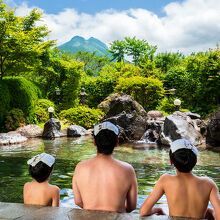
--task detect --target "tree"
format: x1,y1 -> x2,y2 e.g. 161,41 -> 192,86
125,37 -> 157,66
34,48 -> 84,109
108,37 -> 157,66
0,1 -> 54,79
107,40 -> 126,62
154,52 -> 185,73
73,51 -> 109,76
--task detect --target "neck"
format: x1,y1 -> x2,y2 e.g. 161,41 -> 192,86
176,169 -> 193,176
34,179 -> 49,184
96,153 -> 113,159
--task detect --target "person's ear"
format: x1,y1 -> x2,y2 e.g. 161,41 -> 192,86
115,140 -> 119,148
170,159 -> 173,165
93,138 -> 96,146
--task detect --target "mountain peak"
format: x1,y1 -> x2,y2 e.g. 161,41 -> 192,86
58,35 -> 109,57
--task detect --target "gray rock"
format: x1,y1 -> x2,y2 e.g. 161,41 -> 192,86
159,111 -> 206,147
42,118 -> 62,139
142,117 -> 165,143
206,107 -> 220,147
16,124 -> 43,138
147,111 -> 163,118
184,112 -> 201,120
98,93 -> 147,143
67,125 -> 89,137
0,133 -> 27,145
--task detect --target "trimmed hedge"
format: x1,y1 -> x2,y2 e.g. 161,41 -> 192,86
60,105 -> 104,129
0,81 -> 11,126
3,77 -> 40,122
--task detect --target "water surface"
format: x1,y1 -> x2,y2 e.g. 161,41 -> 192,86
0,136 -> 219,214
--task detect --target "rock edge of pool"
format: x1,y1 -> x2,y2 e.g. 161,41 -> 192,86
0,202 -> 205,220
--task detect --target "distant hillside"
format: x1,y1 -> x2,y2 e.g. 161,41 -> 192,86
58,36 -> 110,57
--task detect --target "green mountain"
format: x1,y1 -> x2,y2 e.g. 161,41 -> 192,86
58,36 -> 110,57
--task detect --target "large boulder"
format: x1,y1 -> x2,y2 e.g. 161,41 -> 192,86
206,108 -> 220,147
16,124 -> 43,138
142,117 -> 165,143
159,111 -> 206,148
67,125 -> 89,137
42,118 -> 62,139
98,93 -> 147,143
0,133 -> 27,145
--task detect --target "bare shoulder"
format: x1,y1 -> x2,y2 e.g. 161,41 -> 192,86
115,159 -> 134,170
158,174 -> 174,183
198,176 -> 217,187
76,158 -> 93,168
24,181 -> 32,189
49,184 -> 60,193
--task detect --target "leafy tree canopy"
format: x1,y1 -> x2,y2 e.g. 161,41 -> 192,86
108,37 -> 157,65
0,1 -> 54,79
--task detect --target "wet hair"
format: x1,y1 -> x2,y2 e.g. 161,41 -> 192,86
29,161 -> 53,183
94,129 -> 118,155
169,149 -> 197,173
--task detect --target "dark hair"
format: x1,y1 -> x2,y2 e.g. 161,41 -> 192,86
169,149 -> 197,173
29,161 -> 53,183
94,129 -> 118,155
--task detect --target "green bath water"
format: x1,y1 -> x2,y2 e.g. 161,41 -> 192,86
0,136 -> 219,214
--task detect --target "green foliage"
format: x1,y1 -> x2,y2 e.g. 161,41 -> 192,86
154,52 -> 185,73
108,40 -> 126,62
0,80 -> 10,126
82,76 -> 116,107
35,48 -> 84,109
3,77 -> 39,121
99,61 -> 142,79
0,2 -> 54,79
163,47 -> 220,116
125,37 -> 157,65
34,99 -> 55,123
73,51 -> 109,76
5,108 -> 25,131
108,37 -> 157,65
115,76 -> 164,110
59,106 -> 104,129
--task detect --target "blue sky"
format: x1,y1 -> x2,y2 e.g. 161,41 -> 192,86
5,0 -> 220,54
8,0 -> 182,16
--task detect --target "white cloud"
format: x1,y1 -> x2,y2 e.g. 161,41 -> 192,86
12,0 -> 220,54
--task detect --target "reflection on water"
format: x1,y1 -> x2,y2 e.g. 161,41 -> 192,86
0,136 -> 219,214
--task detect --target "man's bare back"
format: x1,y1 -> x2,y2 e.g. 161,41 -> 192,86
72,154 -> 137,212
24,180 -> 60,207
156,172 -> 219,218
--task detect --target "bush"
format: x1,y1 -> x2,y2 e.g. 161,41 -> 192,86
3,77 -> 40,122
5,108 -> 25,131
156,96 -> 190,114
34,99 -> 56,123
82,76 -> 116,108
0,81 -> 10,127
115,76 -> 164,110
59,106 -> 104,129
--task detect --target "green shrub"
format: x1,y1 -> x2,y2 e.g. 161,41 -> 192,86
34,99 -> 56,123
59,106 -> 104,129
0,81 -> 10,127
156,97 -> 191,114
156,97 -> 176,114
115,76 -> 164,110
3,77 -> 40,122
5,108 -> 25,131
82,76 -> 116,108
